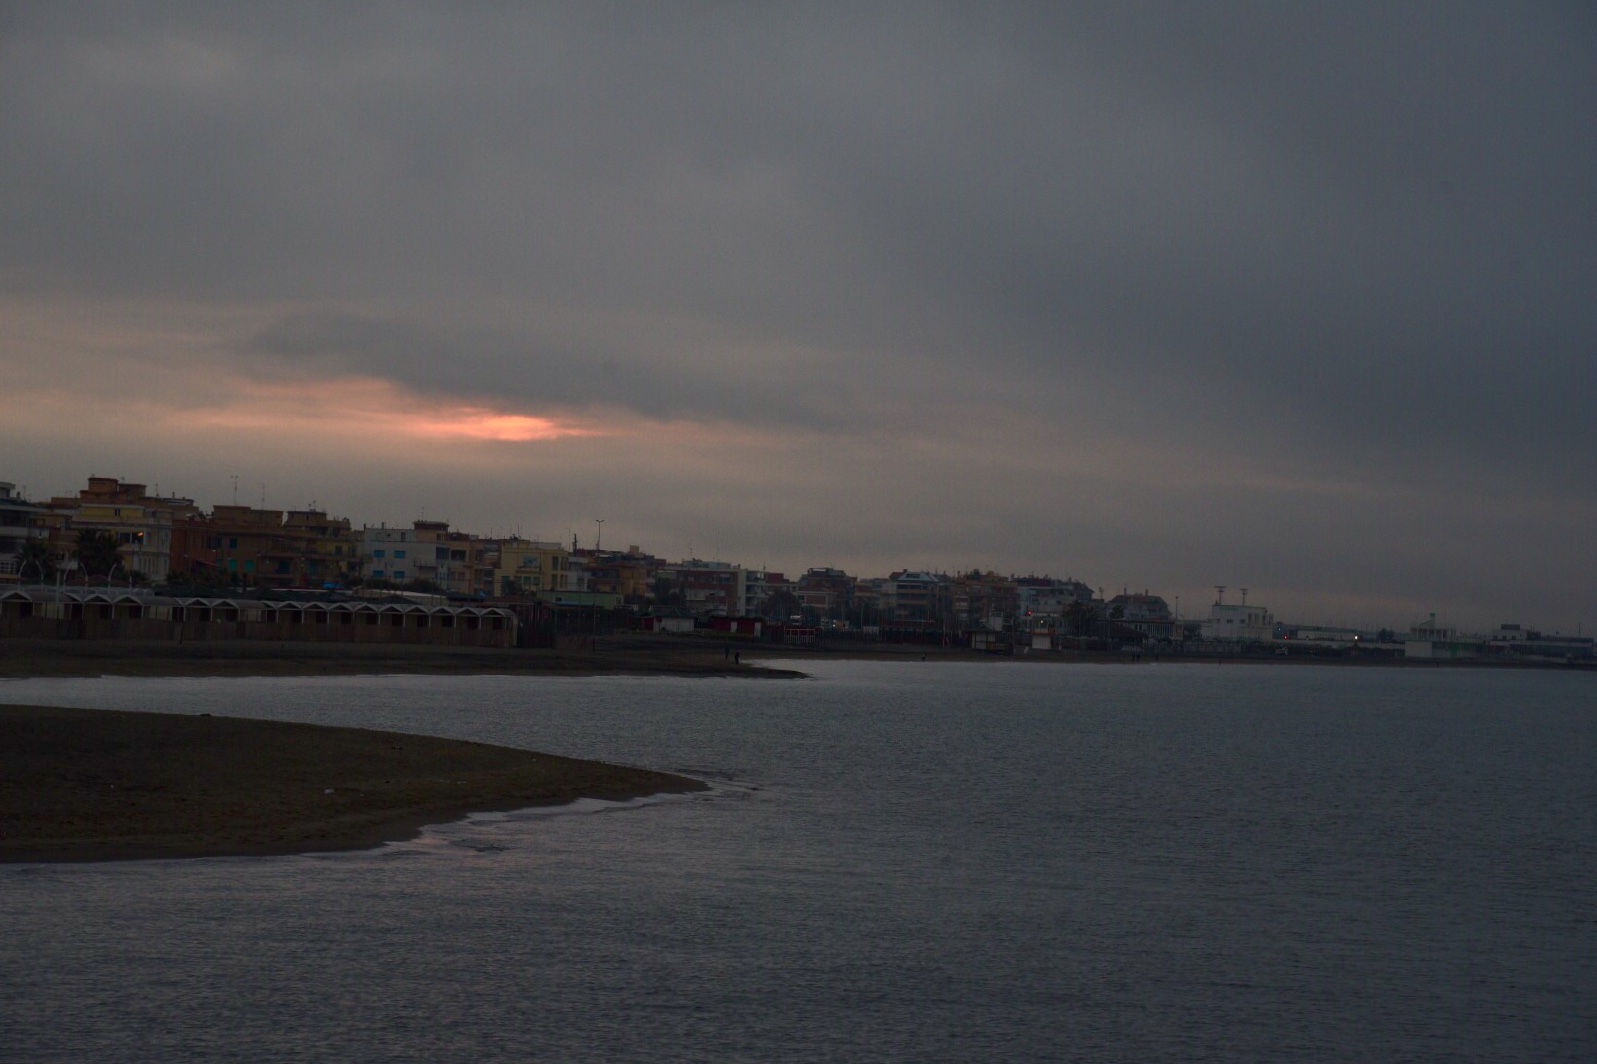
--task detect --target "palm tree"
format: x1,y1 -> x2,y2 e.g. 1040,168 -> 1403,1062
18,538 -> 56,583
74,529 -> 123,582
760,588 -> 802,624
1063,599 -> 1101,638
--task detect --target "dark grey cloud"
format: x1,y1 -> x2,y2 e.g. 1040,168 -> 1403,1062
2,1 -> 1593,624
6,4 -> 1591,460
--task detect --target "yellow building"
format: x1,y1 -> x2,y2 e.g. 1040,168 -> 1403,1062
492,538 -> 569,596
46,477 -> 183,580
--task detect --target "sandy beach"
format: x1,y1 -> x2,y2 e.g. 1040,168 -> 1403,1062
0,703 -> 706,863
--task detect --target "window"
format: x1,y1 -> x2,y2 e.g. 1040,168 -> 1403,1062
372,569 -> 385,578
373,549 -> 385,559
394,570 -> 406,580
228,537 -> 239,549
394,550 -> 406,559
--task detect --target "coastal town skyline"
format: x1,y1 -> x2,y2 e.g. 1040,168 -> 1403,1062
4,10 -> 1595,1056
3,5 -> 1592,635
2,471 -> 1584,639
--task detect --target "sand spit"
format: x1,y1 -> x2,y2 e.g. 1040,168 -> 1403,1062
0,703 -> 705,863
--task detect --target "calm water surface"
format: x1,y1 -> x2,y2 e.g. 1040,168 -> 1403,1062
2,661 -> 1594,1062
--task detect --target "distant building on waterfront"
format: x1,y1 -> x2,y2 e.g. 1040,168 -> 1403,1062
491,538 -> 570,596
43,477 -> 187,581
1015,576 -> 1096,620
0,483 -> 48,580
1199,590 -> 1275,642
362,520 -> 476,593
1403,614 -> 1477,659
658,559 -> 745,617
1107,591 -> 1175,640
797,567 -> 854,623
171,504 -> 357,589
1408,618 -> 1596,662
570,546 -> 658,604
884,570 -> 942,625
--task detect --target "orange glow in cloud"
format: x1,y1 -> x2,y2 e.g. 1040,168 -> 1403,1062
405,410 -> 574,441
154,376 -> 604,443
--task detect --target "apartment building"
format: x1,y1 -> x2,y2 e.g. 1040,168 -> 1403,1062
492,538 -> 570,596
44,477 -> 183,580
0,483 -> 48,579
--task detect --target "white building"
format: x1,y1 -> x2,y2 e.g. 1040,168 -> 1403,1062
1016,579 -> 1096,619
1405,615 -> 1478,660
1200,600 -> 1275,642
361,525 -> 420,584
0,482 -> 48,578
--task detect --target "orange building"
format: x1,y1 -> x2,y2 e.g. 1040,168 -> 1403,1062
171,506 -> 358,589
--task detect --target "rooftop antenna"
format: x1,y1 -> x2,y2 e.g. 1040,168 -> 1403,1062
595,518 -> 605,552
230,474 -> 239,506
1215,585 -> 1226,605
1240,587 -> 1248,607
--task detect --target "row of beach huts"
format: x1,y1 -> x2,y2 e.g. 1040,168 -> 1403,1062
0,587 -> 517,647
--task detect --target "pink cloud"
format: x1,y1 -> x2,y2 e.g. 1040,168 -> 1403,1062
160,376 -> 603,443
404,410 -> 583,442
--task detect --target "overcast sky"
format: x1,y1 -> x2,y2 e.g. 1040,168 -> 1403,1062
3,2 -> 1593,630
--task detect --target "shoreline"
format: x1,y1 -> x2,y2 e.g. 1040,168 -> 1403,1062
1,636 -> 1585,681
0,703 -> 706,863
0,638 -> 807,680
749,643 -> 1595,671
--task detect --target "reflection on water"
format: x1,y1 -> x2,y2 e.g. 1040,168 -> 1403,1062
3,662 -> 1594,1062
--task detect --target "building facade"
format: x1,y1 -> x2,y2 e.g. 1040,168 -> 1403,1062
45,477 -> 180,580
0,483 -> 48,579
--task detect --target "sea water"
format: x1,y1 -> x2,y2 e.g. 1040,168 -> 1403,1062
1,661 -> 1593,1062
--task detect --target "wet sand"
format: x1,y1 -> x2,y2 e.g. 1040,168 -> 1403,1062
0,703 -> 706,863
